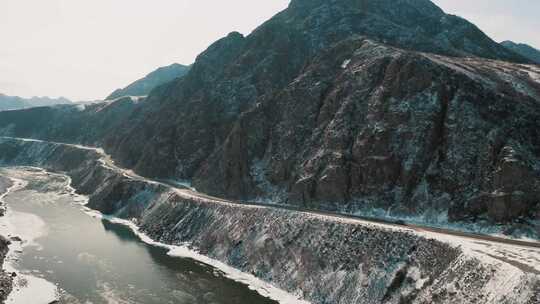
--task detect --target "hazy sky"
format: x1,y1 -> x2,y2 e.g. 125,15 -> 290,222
1,0 -> 538,101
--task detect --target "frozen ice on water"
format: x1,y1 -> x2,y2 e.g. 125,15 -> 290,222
0,175 -> 58,304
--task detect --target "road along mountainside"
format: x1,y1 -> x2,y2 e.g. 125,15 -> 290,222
0,137 -> 539,303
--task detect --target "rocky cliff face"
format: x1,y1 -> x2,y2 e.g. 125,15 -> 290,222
285,0 -> 527,62
195,40 -> 540,228
0,138 -> 538,304
0,0 -> 539,229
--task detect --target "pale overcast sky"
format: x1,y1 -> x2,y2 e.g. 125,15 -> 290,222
0,0 -> 538,101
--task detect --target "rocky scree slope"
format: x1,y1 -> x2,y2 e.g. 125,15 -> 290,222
0,0 -> 539,229
106,63 -> 191,100
0,138 -> 539,304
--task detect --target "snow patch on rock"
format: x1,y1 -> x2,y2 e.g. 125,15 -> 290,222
341,59 -> 351,69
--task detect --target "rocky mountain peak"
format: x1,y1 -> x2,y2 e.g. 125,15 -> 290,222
289,0 -> 444,16
164,0 -> 527,116
192,31 -> 246,73
282,0 -> 527,62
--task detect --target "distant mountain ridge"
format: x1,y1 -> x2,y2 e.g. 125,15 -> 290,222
501,40 -> 540,64
106,63 -> 191,100
0,94 -> 71,111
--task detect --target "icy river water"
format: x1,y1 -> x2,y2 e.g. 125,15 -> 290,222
0,167 -> 278,304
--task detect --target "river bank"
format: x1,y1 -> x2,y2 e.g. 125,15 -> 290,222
0,168 -> 288,304
0,173 -> 60,304
0,176 -> 13,303
0,137 -> 539,303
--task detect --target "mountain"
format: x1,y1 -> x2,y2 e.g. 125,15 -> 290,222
106,63 -> 190,100
0,0 -> 539,232
501,40 -> 540,64
0,94 -> 71,111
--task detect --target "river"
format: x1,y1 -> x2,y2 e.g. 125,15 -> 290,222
0,167 -> 278,304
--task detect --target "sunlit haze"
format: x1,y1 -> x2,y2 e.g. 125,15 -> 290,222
1,0 -> 538,101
